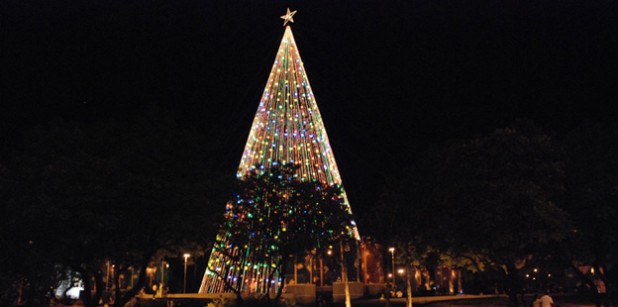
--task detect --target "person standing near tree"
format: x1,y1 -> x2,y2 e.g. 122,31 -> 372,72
539,290 -> 554,307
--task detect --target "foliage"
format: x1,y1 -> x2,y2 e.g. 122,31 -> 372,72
209,162 -> 354,304
561,122 -> 618,299
228,163 -> 354,255
428,123 -> 568,257
0,114 -> 230,306
377,121 -> 572,303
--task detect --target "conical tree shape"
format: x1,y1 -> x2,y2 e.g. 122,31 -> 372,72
238,26 -> 342,187
199,25 -> 359,294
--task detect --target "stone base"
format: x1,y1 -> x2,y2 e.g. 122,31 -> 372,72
285,284 -> 316,305
332,281 -> 364,302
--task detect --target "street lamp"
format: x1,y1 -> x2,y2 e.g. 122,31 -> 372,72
389,247 -> 395,283
396,268 -> 406,299
183,253 -> 190,293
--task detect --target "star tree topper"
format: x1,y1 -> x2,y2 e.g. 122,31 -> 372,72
280,8 -> 297,26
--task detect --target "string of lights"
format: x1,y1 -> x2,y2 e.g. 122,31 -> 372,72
200,18 -> 359,294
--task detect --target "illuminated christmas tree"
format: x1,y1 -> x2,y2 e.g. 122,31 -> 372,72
199,9 -> 360,295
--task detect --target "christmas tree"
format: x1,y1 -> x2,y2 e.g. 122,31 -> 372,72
199,9 -> 360,294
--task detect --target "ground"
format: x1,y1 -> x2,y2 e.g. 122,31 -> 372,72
132,293 -> 601,306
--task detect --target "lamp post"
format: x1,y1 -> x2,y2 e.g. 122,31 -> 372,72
160,261 -> 168,290
389,247 -> 395,284
183,253 -> 190,293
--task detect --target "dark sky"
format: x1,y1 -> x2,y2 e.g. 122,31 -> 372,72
3,0 -> 618,209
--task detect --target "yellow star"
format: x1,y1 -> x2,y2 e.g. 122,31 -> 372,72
280,8 -> 297,26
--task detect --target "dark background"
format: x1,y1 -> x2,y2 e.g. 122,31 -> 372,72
3,0 -> 617,213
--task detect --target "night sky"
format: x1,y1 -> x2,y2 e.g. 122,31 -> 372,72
3,0 -> 618,210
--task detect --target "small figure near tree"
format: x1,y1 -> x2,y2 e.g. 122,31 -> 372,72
537,290 -> 554,307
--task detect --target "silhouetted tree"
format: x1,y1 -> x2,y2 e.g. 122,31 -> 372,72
562,122 -> 618,305
209,162 -> 355,306
0,112 -> 230,306
401,120 -> 571,306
